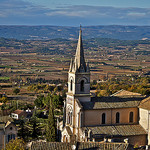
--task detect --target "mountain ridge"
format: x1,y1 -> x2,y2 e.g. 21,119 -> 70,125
0,25 -> 150,40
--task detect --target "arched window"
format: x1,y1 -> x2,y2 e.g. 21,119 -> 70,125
116,112 -> 120,123
70,80 -> 73,91
102,113 -> 106,124
129,112 -> 133,123
67,106 -> 73,125
80,80 -> 84,92
67,112 -> 72,125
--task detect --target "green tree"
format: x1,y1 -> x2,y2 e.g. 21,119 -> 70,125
13,88 -> 20,95
1,103 -> 6,116
46,93 -> 56,142
29,117 -> 40,139
0,96 -> 8,103
43,93 -> 62,109
54,86 -> 58,93
34,95 -> 44,108
52,94 -> 60,108
4,138 -> 25,150
18,119 -> 26,140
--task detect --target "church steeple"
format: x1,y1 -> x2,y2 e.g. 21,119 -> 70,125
67,25 -> 90,101
75,26 -> 86,72
70,26 -> 89,73
61,25 -> 91,144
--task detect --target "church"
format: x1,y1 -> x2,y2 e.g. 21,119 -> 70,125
60,27 -> 150,147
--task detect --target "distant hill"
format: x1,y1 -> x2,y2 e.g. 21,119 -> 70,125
0,25 -> 150,40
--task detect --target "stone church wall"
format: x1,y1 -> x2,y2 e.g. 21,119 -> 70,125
139,108 -> 150,145
84,107 -> 138,126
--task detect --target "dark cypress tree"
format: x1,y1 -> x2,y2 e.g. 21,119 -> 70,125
46,93 -> 56,142
31,117 -> 38,139
19,119 -> 25,139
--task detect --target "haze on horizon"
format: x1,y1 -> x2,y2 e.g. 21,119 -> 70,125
1,0 -> 150,26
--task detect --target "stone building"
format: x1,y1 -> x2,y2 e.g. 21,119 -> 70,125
0,116 -> 17,150
139,96 -> 150,145
60,28 -> 148,147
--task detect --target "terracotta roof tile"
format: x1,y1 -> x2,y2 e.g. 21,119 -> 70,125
111,89 -> 142,96
139,96 -> 150,110
0,116 -> 13,123
81,96 -> 145,110
31,141 -> 128,150
83,124 -> 147,137
78,142 -> 128,150
12,109 -> 24,114
31,142 -> 72,150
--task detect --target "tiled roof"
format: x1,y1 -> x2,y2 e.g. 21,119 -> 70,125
0,116 -> 14,130
0,123 -> 5,129
0,116 -> 13,123
139,96 -> 150,110
30,142 -> 129,150
77,142 -> 129,150
111,89 -> 142,96
12,109 -> 24,114
81,96 -> 144,110
31,142 -> 72,150
83,124 -> 147,137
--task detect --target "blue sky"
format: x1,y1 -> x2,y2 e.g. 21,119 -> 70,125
0,0 -> 150,26
24,0 -> 150,8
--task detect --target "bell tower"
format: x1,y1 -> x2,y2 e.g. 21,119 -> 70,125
67,26 -> 90,102
62,26 -> 90,142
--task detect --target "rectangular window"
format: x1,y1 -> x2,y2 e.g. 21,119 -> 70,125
7,135 -> 10,142
7,134 -> 16,142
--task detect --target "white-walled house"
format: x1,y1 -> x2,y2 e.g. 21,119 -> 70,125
11,109 -> 26,120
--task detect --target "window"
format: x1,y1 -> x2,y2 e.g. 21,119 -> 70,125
80,80 -> 84,92
85,130 -> 88,137
7,134 -> 15,142
116,112 -> 120,123
129,112 -> 133,123
67,112 -> 72,125
102,113 -> 106,124
70,80 -> 73,91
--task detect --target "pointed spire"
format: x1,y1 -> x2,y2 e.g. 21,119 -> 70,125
75,25 -> 86,72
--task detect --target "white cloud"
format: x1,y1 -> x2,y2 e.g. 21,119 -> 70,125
0,0 -> 49,17
45,6 -> 110,17
127,12 -> 146,17
0,0 -> 150,25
